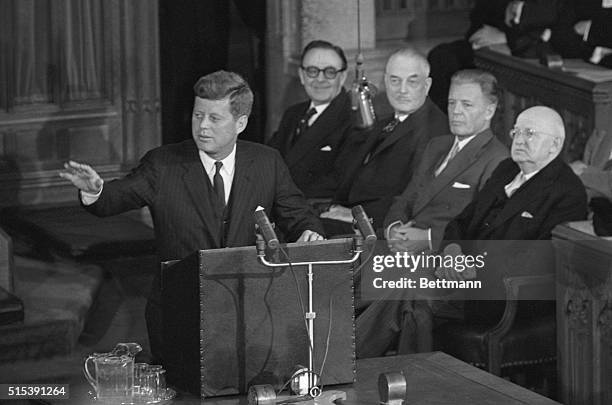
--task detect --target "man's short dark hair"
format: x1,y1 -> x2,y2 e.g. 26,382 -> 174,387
451,69 -> 499,105
300,40 -> 347,70
193,70 -> 253,118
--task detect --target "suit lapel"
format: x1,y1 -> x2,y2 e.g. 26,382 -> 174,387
414,131 -> 497,215
282,105 -> 308,156
490,159 -> 561,228
411,136 -> 454,214
225,143 -> 255,244
368,117 -> 413,161
285,90 -> 349,165
181,148 -> 220,247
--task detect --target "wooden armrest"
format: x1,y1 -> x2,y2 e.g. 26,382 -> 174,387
491,273 -> 555,336
487,273 -> 554,374
502,273 -> 555,301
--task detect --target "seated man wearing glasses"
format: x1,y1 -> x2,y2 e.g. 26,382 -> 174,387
444,105 -> 586,242
267,40 -> 353,199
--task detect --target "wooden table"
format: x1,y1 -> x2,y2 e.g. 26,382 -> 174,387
474,48 -> 612,162
56,352 -> 559,404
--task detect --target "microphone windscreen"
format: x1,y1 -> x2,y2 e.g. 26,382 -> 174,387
351,205 -> 377,242
254,208 -> 279,249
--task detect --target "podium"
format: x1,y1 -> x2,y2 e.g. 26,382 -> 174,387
161,239 -> 356,398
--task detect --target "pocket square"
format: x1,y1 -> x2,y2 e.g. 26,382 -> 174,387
452,182 -> 471,189
521,211 -> 534,219
320,145 -> 332,151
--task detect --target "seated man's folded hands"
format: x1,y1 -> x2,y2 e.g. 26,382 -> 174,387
386,221 -> 430,254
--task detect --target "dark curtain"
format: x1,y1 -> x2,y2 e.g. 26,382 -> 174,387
158,0 -> 266,145
159,0 -> 231,144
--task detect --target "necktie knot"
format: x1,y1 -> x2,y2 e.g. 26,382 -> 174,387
382,117 -> 400,133
304,107 -> 317,121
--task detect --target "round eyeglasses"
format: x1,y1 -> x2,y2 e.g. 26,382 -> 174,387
509,127 -> 557,141
301,65 -> 346,79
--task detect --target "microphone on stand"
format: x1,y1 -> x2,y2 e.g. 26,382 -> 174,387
351,205 -> 377,242
254,206 -> 279,249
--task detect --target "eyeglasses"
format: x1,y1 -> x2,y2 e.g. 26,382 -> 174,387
509,127 -> 557,141
301,65 -> 346,79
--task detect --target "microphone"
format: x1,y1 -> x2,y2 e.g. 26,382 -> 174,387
351,205 -> 377,242
254,206 -> 279,249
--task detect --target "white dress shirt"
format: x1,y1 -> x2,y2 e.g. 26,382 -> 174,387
308,102 -> 330,126
504,168 -> 540,197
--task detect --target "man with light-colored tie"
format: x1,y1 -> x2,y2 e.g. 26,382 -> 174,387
355,69 -> 508,358
384,69 -> 508,255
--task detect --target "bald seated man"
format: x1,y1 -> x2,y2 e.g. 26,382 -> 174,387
441,105 -> 587,243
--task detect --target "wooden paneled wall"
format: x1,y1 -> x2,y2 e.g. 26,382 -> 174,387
0,0 -> 160,207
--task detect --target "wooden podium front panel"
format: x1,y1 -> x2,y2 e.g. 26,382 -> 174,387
162,239 -> 356,398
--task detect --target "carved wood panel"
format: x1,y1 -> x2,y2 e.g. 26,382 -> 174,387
554,229 -> 612,405
476,49 -> 612,163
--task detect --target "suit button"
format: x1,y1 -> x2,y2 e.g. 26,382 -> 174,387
484,222 -> 490,227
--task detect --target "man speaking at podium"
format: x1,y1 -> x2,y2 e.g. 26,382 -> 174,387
60,70 -> 325,361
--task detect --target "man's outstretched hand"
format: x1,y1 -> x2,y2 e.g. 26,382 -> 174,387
59,161 -> 103,194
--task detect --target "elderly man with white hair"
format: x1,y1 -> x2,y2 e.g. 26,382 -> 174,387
441,105 -> 587,242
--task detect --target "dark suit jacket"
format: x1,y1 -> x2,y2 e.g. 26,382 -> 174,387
85,139 -> 324,261
384,129 -> 508,249
267,89 -> 353,198
444,157 -> 587,241
335,98 -> 448,230
84,139 -> 324,359
443,156 -> 587,324
549,0 -> 612,60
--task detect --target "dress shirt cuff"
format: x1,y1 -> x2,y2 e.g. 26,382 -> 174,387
427,228 -> 433,250
80,181 -> 104,206
385,220 -> 403,240
583,20 -> 592,42
590,47 -> 612,64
